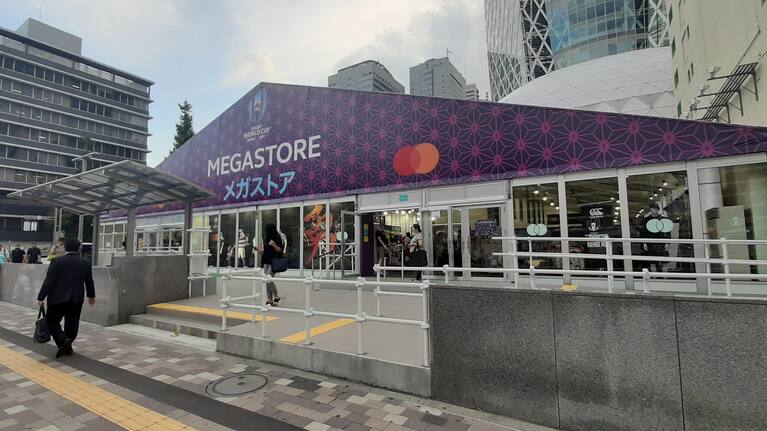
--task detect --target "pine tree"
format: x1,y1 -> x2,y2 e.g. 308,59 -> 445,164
172,100 -> 195,152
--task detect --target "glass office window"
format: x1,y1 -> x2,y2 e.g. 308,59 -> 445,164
303,203 -> 327,272
627,171 -> 693,273
279,206 -> 301,269
566,177 -> 622,271
513,183 -> 562,269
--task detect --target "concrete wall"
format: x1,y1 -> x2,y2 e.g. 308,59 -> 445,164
0,255 -> 192,326
218,332 -> 430,397
430,286 -> 767,431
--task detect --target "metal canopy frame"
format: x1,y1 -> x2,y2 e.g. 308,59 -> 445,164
7,160 -> 212,215
695,62 -> 759,123
7,160 -> 213,265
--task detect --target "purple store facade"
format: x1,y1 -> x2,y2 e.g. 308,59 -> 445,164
101,83 -> 767,290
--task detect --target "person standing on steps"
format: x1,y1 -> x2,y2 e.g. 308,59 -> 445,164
37,238 -> 95,358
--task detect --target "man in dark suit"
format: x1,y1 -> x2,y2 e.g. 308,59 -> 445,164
37,238 -> 95,358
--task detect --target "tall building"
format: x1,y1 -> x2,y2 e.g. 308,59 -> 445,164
328,60 -> 404,94
409,57 -> 466,99
0,19 -> 153,247
485,0 -> 669,101
671,0 -> 767,125
465,83 -> 480,100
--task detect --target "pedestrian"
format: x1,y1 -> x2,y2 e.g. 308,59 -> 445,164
0,246 -> 6,265
48,237 -> 66,261
26,242 -> 42,264
37,238 -> 95,358
10,244 -> 25,263
257,223 -> 284,306
409,224 -> 425,281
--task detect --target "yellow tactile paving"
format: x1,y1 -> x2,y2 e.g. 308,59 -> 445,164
0,344 -> 197,431
279,318 -> 355,344
147,303 -> 278,321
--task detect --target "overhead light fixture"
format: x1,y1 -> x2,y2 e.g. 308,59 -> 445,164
533,190 -> 539,195
555,206 -> 560,210
698,84 -> 710,96
707,65 -> 721,80
550,202 -> 555,206
543,196 -> 548,201
610,197 -> 615,201
663,181 -> 668,186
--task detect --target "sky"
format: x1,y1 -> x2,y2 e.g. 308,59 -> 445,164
0,0 -> 490,167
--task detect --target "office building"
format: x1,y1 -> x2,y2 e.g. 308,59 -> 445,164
485,0 -> 670,101
671,0 -> 767,124
409,57 -> 466,99
465,83 -> 480,100
328,60 -> 404,94
0,19 -> 153,247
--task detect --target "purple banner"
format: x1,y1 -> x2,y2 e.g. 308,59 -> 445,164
155,83 -> 767,211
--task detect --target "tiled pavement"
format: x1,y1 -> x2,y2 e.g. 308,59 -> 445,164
0,301 -> 544,431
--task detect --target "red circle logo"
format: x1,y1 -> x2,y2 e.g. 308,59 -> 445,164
394,143 -> 439,176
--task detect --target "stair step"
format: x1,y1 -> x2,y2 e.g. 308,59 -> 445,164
129,313 -> 221,340
144,302 -> 270,325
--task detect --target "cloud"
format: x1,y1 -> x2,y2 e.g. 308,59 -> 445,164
222,49 -> 283,87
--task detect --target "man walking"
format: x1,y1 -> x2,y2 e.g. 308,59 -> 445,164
37,238 -> 95,358
26,242 -> 42,264
10,244 -> 24,263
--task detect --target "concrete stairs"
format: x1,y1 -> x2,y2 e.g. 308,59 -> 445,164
129,303 -> 252,341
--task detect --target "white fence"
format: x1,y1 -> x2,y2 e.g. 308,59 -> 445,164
376,236 -> 767,297
218,269 -> 431,367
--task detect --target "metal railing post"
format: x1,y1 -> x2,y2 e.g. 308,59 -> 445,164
511,238 -> 520,287
606,239 -> 614,293
221,277 -> 228,331
251,278 -> 257,323
642,268 -> 650,293
303,277 -> 313,345
704,239 -> 712,296
356,277 -> 366,355
529,264 -> 536,289
721,237 -> 732,297
442,264 -> 450,285
374,264 -> 382,317
421,279 -> 431,368
261,274 -> 269,338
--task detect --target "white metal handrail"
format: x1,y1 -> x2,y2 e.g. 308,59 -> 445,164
219,270 -> 431,367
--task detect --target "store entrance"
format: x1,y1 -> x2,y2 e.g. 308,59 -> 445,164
360,208 -> 421,278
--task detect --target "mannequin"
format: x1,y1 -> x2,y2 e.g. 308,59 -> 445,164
237,229 -> 248,267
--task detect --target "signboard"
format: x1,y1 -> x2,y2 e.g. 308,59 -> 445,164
582,202 -> 613,248
399,194 -> 409,203
151,83 -> 767,213
475,220 -> 499,238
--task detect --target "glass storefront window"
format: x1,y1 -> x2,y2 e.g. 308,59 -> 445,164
238,211 -> 257,268
431,210 -> 450,267
565,177 -> 622,271
513,183 -> 561,269
208,214 -> 221,267
220,213 -> 236,267
467,207 -> 503,277
303,203 -> 327,273
707,163 -> 767,274
331,201 -> 356,271
259,209 -> 277,268
627,171 -> 693,273
279,206 -> 301,270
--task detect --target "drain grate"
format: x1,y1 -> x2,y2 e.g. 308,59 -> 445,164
206,373 -> 268,397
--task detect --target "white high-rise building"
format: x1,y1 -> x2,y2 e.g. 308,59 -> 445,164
409,57 -> 466,99
485,0 -> 670,101
465,83 -> 480,100
328,60 -> 404,94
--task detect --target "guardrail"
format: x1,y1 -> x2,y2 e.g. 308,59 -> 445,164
218,269 -> 431,367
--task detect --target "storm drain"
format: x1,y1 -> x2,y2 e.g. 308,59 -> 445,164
206,373 -> 268,397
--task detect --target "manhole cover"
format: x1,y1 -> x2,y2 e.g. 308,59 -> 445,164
206,373 -> 268,396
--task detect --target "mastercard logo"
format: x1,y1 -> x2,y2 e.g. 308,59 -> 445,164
393,143 -> 440,176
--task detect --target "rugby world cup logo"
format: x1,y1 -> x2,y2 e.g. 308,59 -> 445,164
249,89 -> 266,124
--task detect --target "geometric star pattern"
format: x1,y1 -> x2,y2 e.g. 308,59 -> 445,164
157,83 -> 767,211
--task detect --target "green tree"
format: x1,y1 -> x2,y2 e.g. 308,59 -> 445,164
172,100 -> 195,152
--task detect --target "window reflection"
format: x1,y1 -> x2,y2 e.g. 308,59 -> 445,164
220,213 -> 236,267
627,171 -> 693,273
565,178 -> 622,271
239,211 -> 257,268
514,184 -> 561,269
303,203 -> 327,273
279,206 -> 300,269
330,202 -> 356,271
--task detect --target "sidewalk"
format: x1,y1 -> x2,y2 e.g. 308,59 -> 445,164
0,300 -> 556,431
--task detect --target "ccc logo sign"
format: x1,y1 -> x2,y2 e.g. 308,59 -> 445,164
589,208 -> 605,217
526,224 -> 548,236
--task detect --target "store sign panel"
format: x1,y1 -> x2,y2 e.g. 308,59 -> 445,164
155,83 -> 767,211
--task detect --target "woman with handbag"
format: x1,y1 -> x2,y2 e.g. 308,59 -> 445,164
257,223 -> 284,306
409,224 -> 426,281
